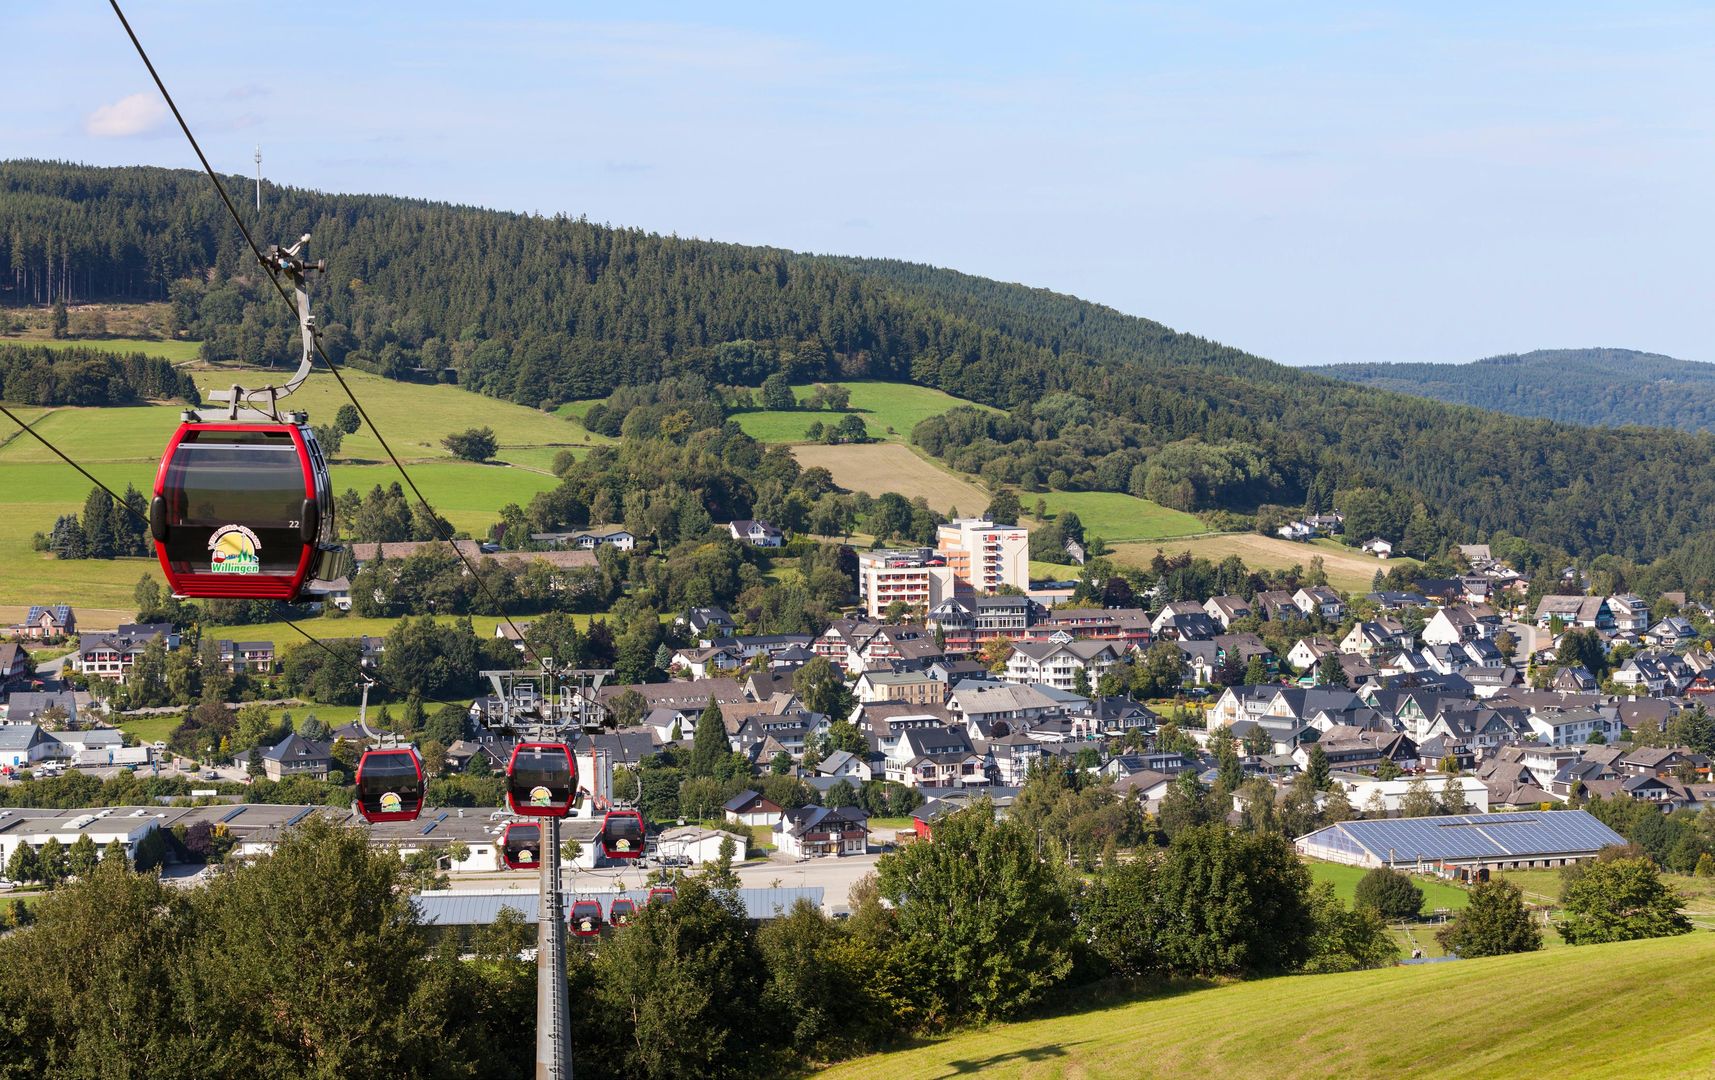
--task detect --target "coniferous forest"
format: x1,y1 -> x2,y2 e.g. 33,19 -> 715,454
8,160 -> 1715,576
1313,349 -> 1715,433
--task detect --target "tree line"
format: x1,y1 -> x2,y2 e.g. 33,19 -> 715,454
1313,349 -> 1715,434
21,161 -> 1715,574
0,341 -> 198,405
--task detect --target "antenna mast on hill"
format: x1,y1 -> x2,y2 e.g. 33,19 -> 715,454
253,145 -> 262,213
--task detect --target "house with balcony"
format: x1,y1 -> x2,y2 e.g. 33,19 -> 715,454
776,805 -> 870,857
1002,640 -> 1122,692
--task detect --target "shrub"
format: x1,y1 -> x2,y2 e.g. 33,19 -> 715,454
1353,867 -> 1424,920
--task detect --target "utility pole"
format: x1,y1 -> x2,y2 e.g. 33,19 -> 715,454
254,146 -> 262,213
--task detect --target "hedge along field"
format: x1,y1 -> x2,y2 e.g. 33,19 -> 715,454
731,380 -> 1000,444
819,934 -> 1715,1080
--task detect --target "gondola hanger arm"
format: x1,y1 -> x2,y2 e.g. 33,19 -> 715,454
197,233 -> 325,423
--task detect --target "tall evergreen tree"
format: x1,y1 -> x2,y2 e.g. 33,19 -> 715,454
688,697 -> 727,778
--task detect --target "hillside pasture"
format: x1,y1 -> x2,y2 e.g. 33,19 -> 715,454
0,368 -> 573,610
1032,491 -> 1203,544
6,335 -> 205,362
1112,533 -> 1415,593
206,611 -> 605,652
819,933 -> 1715,1080
731,380 -> 997,444
791,443 -> 992,516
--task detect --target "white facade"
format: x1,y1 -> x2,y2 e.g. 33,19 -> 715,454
1003,642 -> 1119,691
0,808 -> 163,870
857,551 -> 955,618
1336,774 -> 1491,815
657,826 -> 748,865
935,518 -> 1029,594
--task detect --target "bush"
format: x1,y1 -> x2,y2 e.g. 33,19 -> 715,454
1435,878 -> 1541,958
1352,867 -> 1424,920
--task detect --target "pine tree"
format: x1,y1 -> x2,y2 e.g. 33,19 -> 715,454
49,513 -> 87,560
1306,743 -> 1332,790
81,487 -> 115,559
688,697 -> 727,778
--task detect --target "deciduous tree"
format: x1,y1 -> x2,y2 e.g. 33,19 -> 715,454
1436,878 -> 1541,957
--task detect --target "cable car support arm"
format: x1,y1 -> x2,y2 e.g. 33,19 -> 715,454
198,234 -> 325,423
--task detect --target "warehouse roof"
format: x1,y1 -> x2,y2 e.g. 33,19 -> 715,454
1296,810 -> 1624,865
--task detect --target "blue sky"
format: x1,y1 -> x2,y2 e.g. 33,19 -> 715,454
7,1 -> 1712,365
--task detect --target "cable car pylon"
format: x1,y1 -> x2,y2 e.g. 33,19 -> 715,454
483,661 -> 609,1080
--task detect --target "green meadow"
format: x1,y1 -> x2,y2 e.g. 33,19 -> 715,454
0,364 -> 582,612
730,380 -> 998,444
820,933 -> 1715,1080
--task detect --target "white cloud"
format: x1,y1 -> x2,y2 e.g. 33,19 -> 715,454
84,92 -> 168,137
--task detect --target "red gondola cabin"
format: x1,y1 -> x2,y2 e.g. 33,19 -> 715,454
570,900 -> 603,937
647,886 -> 676,906
505,742 -> 576,818
150,421 -> 337,601
608,897 -> 637,926
600,809 -> 645,860
354,748 -> 424,823
501,822 -> 541,870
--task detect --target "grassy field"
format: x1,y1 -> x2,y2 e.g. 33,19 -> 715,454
210,613 -> 503,650
4,335 -> 205,362
116,714 -> 182,744
1032,492 -> 1204,544
820,933 -> 1715,1080
1111,534 -> 1417,593
0,367 -> 579,610
730,381 -> 996,445
792,443 -> 993,516
1307,860 -> 1470,913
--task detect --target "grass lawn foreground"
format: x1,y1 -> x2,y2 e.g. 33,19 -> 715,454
818,933 -> 1715,1080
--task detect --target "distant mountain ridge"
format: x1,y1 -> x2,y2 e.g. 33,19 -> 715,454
1310,348 -> 1715,432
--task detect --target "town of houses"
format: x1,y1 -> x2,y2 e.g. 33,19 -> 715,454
4,526 -> 1715,878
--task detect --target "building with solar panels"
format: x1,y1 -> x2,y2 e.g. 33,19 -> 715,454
1295,810 -> 1625,881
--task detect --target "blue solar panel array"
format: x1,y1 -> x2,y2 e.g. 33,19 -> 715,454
1306,811 -> 1624,863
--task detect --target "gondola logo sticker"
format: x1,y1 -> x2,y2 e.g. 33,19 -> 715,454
520,848 -> 535,863
529,785 -> 553,807
379,791 -> 403,814
208,525 -> 262,574
613,837 -> 631,851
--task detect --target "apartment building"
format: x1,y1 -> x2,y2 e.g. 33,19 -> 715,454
856,549 -> 955,618
935,518 -> 1029,594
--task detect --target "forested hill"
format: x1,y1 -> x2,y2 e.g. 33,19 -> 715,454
11,159 -> 1715,579
1311,349 -> 1715,432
